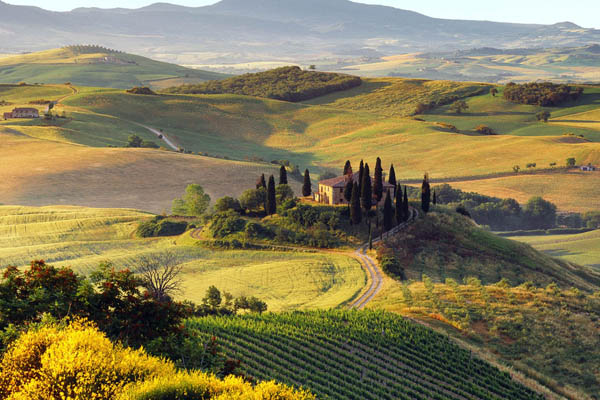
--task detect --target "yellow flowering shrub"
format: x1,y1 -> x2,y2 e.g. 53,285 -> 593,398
119,371 -> 316,400
0,320 -> 315,400
0,319 -> 173,400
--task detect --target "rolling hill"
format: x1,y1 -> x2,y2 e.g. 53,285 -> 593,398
1,0 -> 600,73
342,45 -> 600,83
0,46 -> 226,89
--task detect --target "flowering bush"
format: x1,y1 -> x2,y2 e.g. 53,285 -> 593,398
0,320 -> 314,400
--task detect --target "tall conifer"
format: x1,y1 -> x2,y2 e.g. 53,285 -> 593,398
358,160 -> 364,194
433,190 -> 437,205
266,175 -> 277,215
343,160 -> 352,176
302,169 -> 312,197
374,157 -> 383,203
361,163 -> 372,215
388,164 -> 397,194
350,183 -> 362,225
403,186 -> 409,221
279,165 -> 288,185
421,173 -> 431,213
395,184 -> 403,225
343,179 -> 353,212
383,189 -> 394,231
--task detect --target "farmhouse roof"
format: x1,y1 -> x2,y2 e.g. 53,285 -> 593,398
319,172 -> 395,189
13,107 -> 38,112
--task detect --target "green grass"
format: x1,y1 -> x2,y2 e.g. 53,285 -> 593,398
378,208 -> 600,291
0,205 -> 364,311
508,230 -> 600,268
0,46 -> 227,89
186,310 -> 542,400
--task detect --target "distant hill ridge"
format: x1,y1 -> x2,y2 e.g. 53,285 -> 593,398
1,0 -> 599,68
0,46 -> 227,89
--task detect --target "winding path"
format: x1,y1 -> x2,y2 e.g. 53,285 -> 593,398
349,208 -> 418,309
135,124 -> 180,151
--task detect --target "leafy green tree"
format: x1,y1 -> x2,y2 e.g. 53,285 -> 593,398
302,169 -> 312,197
395,184 -> 403,225
490,87 -> 498,97
266,175 -> 277,215
127,134 -> 143,148
256,174 -> 266,189
566,157 -> 576,167
513,165 -> 521,173
524,197 -> 557,229
350,183 -> 362,225
343,160 -> 352,175
279,165 -> 288,185
421,174 -> 431,213
275,184 -> 294,204
239,188 -> 266,213
536,111 -> 551,122
203,285 -> 222,311
383,190 -> 394,231
388,164 -> 397,190
214,196 -> 242,213
450,100 -> 469,114
172,184 -> 211,216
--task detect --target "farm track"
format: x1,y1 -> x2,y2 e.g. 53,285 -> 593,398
349,207 -> 418,310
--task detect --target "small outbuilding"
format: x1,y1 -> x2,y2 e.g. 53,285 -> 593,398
580,164 -> 597,172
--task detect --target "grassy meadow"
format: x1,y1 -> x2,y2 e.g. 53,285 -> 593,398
0,205 -> 365,311
508,229 -> 600,268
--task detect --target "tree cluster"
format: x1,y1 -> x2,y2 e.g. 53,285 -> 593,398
165,66 -> 362,102
503,82 -> 583,106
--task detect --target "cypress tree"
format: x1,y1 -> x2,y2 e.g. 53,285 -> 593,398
343,179 -> 353,211
421,173 -> 431,213
266,175 -> 277,215
358,160 -> 364,194
302,169 -> 312,197
343,160 -> 352,176
433,190 -> 437,205
279,165 -> 288,185
360,163 -> 372,214
403,186 -> 409,221
388,164 -> 397,188
350,182 -> 362,225
256,174 -> 266,189
395,184 -> 403,225
374,157 -> 383,204
383,189 -> 394,232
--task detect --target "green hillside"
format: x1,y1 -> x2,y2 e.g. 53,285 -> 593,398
0,46 -> 227,89
377,208 -> 600,291
188,310 -> 542,400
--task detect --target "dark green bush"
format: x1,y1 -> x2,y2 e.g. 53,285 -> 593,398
136,217 -> 188,238
209,211 -> 247,238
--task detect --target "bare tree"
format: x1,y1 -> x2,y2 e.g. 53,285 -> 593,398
137,251 -> 183,301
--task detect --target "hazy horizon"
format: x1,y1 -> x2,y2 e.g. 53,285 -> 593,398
3,0 -> 600,29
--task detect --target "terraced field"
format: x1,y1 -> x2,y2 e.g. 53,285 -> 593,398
188,310 -> 542,400
0,205 -> 365,311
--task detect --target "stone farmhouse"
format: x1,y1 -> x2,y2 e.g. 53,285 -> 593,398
3,107 -> 39,119
314,172 -> 395,206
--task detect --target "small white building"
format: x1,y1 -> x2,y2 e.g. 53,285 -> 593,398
580,164 -> 597,172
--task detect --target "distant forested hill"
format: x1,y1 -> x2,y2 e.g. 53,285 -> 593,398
164,66 -> 362,102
